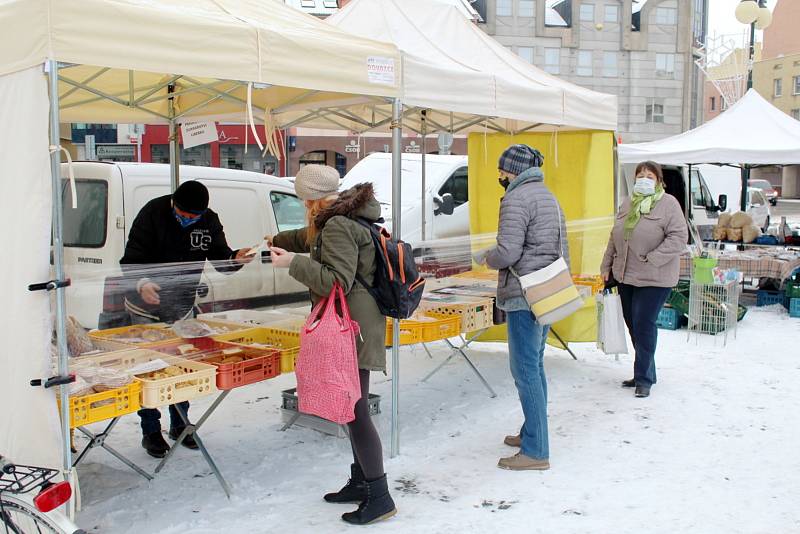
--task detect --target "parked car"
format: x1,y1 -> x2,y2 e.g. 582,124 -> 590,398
748,179 -> 779,206
58,162 -> 308,329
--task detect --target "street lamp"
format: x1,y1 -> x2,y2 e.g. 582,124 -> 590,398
735,1 -> 772,212
735,0 -> 772,90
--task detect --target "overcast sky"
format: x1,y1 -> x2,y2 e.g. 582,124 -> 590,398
707,0 -> 773,46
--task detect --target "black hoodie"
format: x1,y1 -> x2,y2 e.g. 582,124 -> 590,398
120,195 -> 242,322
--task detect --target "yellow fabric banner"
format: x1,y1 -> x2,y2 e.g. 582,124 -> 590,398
467,130 -> 616,346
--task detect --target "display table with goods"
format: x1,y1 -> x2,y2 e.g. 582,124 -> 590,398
63,318 -> 305,498
679,246 -> 800,283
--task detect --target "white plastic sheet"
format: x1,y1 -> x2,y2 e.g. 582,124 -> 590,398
0,66 -> 62,469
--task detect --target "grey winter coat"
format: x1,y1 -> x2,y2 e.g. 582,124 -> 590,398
485,168 -> 570,310
601,194 -> 687,288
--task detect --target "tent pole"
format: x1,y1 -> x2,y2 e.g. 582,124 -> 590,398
740,165 -> 750,212
421,110 -> 427,241
390,98 -> 402,458
168,84 -> 180,192
47,59 -> 72,478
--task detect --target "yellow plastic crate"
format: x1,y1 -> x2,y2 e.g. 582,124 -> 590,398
385,312 -> 462,346
88,324 -> 177,346
420,296 -> 494,332
452,270 -> 499,282
74,348 -> 218,408
214,327 -> 301,374
572,274 -> 604,299
61,381 -> 142,429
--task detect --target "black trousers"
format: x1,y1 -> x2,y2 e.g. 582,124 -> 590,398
347,369 -> 384,481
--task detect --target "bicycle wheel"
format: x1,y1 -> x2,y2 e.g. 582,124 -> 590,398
0,494 -> 79,534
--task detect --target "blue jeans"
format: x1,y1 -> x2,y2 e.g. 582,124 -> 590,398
618,284 -> 672,388
507,310 -> 550,460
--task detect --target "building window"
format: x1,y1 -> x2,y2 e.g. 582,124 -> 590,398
646,99 -> 665,123
792,109 -> 800,121
794,75 -> 800,95
577,50 -> 593,76
710,96 -> 716,111
604,4 -> 618,22
300,0 -> 316,7
580,3 -> 594,22
774,78 -> 783,98
517,46 -> 535,64
220,144 -> 279,174
518,0 -> 535,17
603,51 -> 618,77
655,6 -> 678,25
496,0 -> 512,16
656,53 -> 675,76
545,48 -> 560,74
151,144 -> 212,167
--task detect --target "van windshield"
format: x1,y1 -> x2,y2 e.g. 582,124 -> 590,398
270,192 -> 306,232
61,179 -> 108,247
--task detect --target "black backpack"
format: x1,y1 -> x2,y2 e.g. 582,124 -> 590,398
355,218 -> 425,319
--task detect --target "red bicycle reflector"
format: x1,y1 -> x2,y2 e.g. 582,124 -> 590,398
34,481 -> 72,513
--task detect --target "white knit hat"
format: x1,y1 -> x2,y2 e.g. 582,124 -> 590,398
294,164 -> 341,200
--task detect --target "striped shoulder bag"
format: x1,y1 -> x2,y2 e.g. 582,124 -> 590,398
510,205 -> 582,325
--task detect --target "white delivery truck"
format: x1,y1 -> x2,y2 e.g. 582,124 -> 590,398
340,153 -> 470,244
59,162 -> 309,329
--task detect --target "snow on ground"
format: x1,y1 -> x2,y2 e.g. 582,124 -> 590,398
77,305 -> 800,534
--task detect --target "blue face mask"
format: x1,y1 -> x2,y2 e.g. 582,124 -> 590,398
174,209 -> 202,228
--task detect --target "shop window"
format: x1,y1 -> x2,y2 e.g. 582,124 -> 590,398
62,179 -> 108,248
151,144 -> 212,167
220,144 -> 278,174
438,167 -> 468,207
270,192 -> 307,233
577,50 -> 593,76
544,48 -> 560,74
646,99 -> 665,123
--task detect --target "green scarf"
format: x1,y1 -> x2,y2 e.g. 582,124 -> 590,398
624,185 -> 665,240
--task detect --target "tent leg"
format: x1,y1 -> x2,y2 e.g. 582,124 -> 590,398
740,165 -> 750,212
421,110 -> 427,241
168,84 -> 180,192
390,98 -> 402,458
47,59 -> 73,480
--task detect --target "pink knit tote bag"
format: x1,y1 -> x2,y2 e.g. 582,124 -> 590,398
295,283 -> 362,424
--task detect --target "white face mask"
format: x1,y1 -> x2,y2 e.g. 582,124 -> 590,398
634,177 -> 656,196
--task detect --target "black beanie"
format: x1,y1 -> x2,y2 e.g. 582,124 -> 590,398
172,181 -> 209,214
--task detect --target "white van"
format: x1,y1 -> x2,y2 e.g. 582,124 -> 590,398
59,162 -> 309,329
340,153 -> 470,244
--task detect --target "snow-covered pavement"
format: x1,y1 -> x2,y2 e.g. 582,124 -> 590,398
76,304 -> 800,534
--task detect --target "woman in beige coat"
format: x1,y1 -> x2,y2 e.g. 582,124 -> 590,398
601,161 -> 688,398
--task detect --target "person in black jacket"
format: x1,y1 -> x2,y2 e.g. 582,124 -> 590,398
120,180 -> 255,458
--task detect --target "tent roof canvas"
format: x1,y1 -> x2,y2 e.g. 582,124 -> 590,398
618,89 -> 800,165
326,0 -> 617,133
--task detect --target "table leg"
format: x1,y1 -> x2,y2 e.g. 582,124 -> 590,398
550,328 -> 578,360
74,418 -> 152,480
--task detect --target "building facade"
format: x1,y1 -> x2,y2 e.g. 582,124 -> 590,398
479,0 -> 707,143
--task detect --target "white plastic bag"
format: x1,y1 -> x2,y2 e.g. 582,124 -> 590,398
596,291 -> 628,355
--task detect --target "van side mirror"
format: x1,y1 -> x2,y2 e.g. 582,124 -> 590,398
433,193 -> 455,216
717,194 -> 728,212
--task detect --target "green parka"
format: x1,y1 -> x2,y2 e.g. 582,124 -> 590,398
272,183 -> 387,372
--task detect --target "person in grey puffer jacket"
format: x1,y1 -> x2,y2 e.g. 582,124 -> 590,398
476,144 -> 568,472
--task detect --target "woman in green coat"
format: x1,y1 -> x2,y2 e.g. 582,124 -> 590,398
270,165 -> 396,525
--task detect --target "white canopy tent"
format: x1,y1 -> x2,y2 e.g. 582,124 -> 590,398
618,90 -> 800,211
0,0 -> 402,482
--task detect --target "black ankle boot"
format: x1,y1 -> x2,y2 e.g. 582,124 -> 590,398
324,463 -> 367,504
341,474 -> 397,525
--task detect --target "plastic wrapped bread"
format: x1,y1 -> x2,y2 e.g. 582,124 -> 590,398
730,212 -> 753,229
742,225 -> 762,244
718,213 -> 732,228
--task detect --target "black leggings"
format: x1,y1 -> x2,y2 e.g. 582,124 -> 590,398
347,369 -> 384,481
